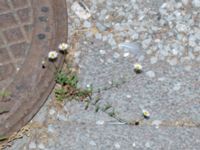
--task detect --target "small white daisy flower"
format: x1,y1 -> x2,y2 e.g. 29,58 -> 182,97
134,63 -> 142,73
58,43 -> 69,51
142,109 -> 150,118
48,51 -> 58,60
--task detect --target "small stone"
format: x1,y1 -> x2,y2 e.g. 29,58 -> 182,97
96,22 -> 107,32
107,58 -> 113,64
96,120 -> 105,125
132,143 -> 136,147
150,57 -> 158,64
95,33 -> 102,40
142,38 -> 151,49
152,120 -> 162,129
131,33 -> 139,40
168,58 -> 178,66
83,21 -> 92,28
185,66 -> 191,71
29,142 -> 37,149
100,50 -> 106,55
89,140 -> 97,146
192,0 -> 200,7
176,24 -> 189,33
175,2 -> 183,9
145,142 -> 151,148
158,77 -> 166,81
57,114 -> 68,121
48,125 -> 55,133
146,71 -> 155,78
172,49 -> 178,56
182,0 -> 189,5
71,2 -> 91,20
38,143 -> 45,149
108,37 -> 116,47
113,52 -> 120,59
85,32 -> 93,37
173,83 -> 181,91
16,67 -> 20,71
49,109 -> 56,115
123,52 -> 130,57
114,143 -> 121,149
138,55 -> 145,62
189,35 -> 197,47
86,84 -> 91,88
126,95 -> 132,98
74,51 -> 81,64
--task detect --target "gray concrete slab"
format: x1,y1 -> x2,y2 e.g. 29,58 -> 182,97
4,0 -> 200,149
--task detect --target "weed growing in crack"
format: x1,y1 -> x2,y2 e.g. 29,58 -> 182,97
102,103 -> 112,112
95,105 -> 100,113
55,71 -> 69,86
55,88 -> 66,102
84,100 -> 90,110
0,91 -> 11,99
108,109 -> 117,117
54,71 -> 92,102
55,71 -> 78,87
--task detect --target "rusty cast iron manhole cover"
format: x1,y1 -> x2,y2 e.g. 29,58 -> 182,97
0,0 -> 67,137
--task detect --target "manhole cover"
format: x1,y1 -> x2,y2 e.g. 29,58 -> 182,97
0,0 -> 67,137
0,0 -> 33,89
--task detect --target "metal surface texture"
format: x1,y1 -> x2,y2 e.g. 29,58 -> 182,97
0,0 -> 68,137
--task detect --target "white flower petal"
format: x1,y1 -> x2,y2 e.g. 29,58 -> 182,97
58,43 -> 69,51
48,51 -> 58,59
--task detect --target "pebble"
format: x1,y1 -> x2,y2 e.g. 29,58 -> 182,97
89,140 -> 97,146
48,125 -> 55,133
168,58 -> 178,66
49,109 -> 56,115
29,142 -> 37,149
123,52 -> 130,57
150,57 -> 158,64
152,120 -> 162,129
100,50 -> 106,55
114,143 -> 121,149
146,71 -> 156,78
158,77 -> 166,81
95,33 -> 102,40
185,66 -> 191,71
182,0 -> 189,5
83,21 -> 92,28
113,52 -> 120,59
176,24 -> 189,33
138,55 -> 145,62
57,114 -> 68,121
132,143 -> 136,147
85,31 -> 93,37
145,142 -> 151,148
192,0 -> 200,7
126,95 -> 132,98
142,38 -> 151,49
96,22 -> 107,32
38,143 -> 45,149
173,83 -> 181,91
96,120 -> 105,125
71,2 -> 91,20
172,49 -> 178,56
